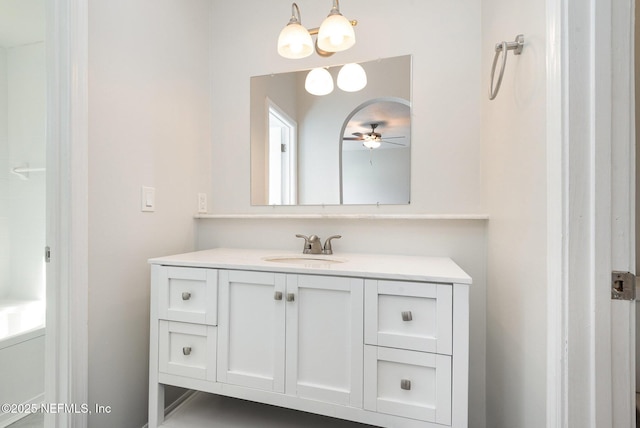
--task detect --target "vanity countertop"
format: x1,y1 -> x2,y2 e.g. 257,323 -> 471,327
149,248 -> 472,284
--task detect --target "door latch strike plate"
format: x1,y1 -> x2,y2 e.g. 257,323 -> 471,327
611,271 -> 636,301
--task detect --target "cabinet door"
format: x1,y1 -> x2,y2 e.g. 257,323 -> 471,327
217,270 -> 286,393
285,274 -> 363,407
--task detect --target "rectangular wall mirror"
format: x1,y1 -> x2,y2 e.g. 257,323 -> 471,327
250,55 -> 411,206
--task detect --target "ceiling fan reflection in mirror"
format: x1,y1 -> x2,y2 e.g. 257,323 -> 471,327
343,122 -> 407,149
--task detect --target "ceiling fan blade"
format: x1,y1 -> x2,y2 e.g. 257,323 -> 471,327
381,135 -> 405,139
352,132 -> 364,137
343,137 -> 363,141
381,140 -> 407,146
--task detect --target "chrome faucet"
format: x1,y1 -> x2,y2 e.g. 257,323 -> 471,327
296,234 -> 341,255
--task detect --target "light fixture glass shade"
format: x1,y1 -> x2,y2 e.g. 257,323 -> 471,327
317,13 -> 356,53
337,63 -> 367,92
277,22 -> 314,59
305,68 -> 334,96
363,140 -> 381,149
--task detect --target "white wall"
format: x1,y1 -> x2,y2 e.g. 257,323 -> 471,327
203,1 -> 486,427
342,147 -> 410,204
87,0 -> 212,426
0,43 -> 46,300
481,1 -> 548,427
211,0 -> 483,215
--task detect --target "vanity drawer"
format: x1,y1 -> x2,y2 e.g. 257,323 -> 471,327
363,345 -> 451,425
364,280 -> 452,354
157,266 -> 218,325
159,320 -> 217,381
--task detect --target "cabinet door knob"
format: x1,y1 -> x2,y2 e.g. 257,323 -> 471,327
401,311 -> 413,321
286,293 -> 295,302
182,346 -> 192,356
274,291 -> 283,301
400,379 -> 412,390
182,292 -> 191,301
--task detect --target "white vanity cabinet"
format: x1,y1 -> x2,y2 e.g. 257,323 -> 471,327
148,248 -> 471,428
216,271 -> 363,406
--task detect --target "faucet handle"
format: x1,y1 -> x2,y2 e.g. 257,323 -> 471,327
295,234 -> 311,253
323,235 -> 342,255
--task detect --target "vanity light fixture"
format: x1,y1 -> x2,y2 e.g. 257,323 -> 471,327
277,0 -> 358,59
304,63 -> 367,96
277,3 -> 314,59
305,67 -> 334,96
316,1 -> 356,54
337,63 -> 367,92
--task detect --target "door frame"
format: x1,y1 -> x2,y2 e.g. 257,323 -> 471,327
44,0 -> 88,426
546,0 -> 636,427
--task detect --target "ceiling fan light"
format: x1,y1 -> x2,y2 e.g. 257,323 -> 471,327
277,22 -> 314,59
305,68 -> 334,96
337,63 -> 367,92
363,140 -> 381,149
317,8 -> 355,53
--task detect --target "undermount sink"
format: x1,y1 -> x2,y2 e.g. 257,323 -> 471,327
262,255 -> 346,266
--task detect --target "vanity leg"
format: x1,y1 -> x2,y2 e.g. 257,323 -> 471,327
149,265 -> 164,427
148,382 -> 164,428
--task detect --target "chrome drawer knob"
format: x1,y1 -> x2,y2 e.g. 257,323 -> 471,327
400,379 -> 412,390
286,293 -> 295,302
182,346 -> 192,356
401,311 -> 413,321
274,291 -> 283,301
181,292 -> 191,301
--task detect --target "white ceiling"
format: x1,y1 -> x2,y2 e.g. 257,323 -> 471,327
0,0 -> 45,48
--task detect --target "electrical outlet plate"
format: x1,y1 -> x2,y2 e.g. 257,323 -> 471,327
197,193 -> 207,213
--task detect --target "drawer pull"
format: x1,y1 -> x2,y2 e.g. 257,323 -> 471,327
181,292 -> 191,301
286,293 -> 295,302
400,379 -> 412,390
274,291 -> 283,301
182,346 -> 192,356
401,311 -> 413,321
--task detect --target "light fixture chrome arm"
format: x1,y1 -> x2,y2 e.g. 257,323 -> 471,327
288,2 -> 302,25
307,0 -> 356,37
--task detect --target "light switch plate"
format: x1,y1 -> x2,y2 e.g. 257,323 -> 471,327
141,186 -> 155,212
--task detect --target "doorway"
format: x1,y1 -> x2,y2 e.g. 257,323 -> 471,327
267,99 -> 297,205
0,0 -> 47,426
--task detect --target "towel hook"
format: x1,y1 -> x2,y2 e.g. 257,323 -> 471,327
489,34 -> 524,100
